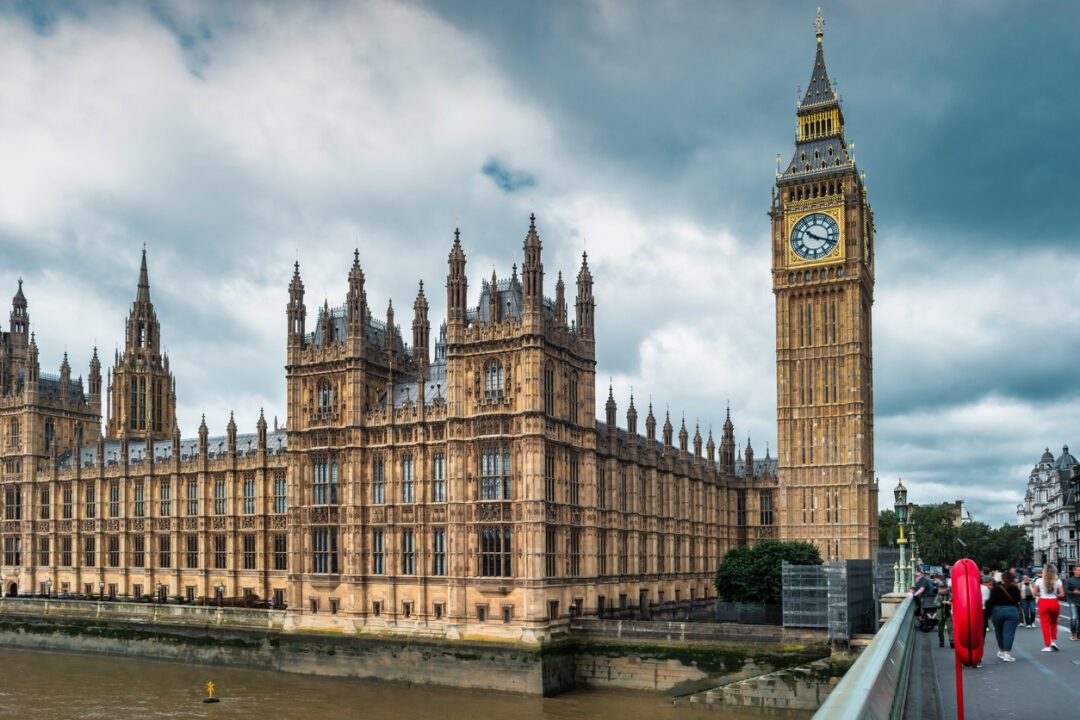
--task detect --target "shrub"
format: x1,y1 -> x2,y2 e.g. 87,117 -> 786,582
714,539 -> 822,605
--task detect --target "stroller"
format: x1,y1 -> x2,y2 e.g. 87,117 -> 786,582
915,594 -> 938,633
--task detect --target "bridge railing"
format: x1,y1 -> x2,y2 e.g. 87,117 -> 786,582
811,595 -> 915,720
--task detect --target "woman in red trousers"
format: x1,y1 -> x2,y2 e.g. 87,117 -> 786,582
1033,564 -> 1065,651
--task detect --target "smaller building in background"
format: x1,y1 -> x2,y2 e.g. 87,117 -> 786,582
950,500 -> 972,526
1017,446 -> 1078,569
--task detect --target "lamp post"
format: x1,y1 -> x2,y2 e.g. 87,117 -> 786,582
909,528 -> 920,578
217,584 -> 225,608
99,581 -> 105,602
45,579 -> 52,599
893,479 -> 911,593
156,581 -> 163,603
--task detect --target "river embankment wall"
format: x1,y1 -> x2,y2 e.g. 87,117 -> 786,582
0,598 -> 828,696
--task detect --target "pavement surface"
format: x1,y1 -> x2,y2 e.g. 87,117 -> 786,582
908,603 -> 1080,719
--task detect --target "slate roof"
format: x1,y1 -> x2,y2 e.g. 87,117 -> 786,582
58,430 -> 287,470
307,307 -> 407,357
800,40 -> 837,109
782,137 -> 853,179
38,374 -> 86,404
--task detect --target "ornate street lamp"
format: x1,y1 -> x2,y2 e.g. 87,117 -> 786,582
45,579 -> 52,599
99,581 -> 105,601
217,584 -> 225,608
893,479 -> 911,593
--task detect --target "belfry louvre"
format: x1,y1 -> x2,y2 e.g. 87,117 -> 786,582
0,218 -> 777,638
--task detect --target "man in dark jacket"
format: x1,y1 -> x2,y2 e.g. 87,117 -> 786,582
1066,565 -> 1080,641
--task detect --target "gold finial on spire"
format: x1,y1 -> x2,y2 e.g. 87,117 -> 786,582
816,8 -> 823,43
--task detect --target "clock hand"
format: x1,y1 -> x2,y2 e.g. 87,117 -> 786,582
806,230 -> 828,242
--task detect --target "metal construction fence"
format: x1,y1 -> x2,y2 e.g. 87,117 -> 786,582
874,548 -> 900,598
783,559 -> 876,641
782,561 -> 829,628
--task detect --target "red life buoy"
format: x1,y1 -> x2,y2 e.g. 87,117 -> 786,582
951,558 -> 984,667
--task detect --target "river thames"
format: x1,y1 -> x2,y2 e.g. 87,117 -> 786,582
0,647 -> 812,719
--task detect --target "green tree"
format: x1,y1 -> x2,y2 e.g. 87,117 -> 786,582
877,507 -> 1035,571
879,509 -> 898,548
714,539 -> 822,605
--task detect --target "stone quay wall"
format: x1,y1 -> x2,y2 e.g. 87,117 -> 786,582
0,598 -> 829,697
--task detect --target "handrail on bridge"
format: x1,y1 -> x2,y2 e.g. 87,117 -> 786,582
812,595 -> 915,720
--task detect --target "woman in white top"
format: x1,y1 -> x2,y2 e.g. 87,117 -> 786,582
1033,564 -> 1066,651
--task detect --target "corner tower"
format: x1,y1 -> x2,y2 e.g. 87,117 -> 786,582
106,248 -> 177,441
771,13 -> 877,560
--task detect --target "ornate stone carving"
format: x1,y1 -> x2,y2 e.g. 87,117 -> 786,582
241,516 -> 256,529
212,517 -> 226,530
270,515 -> 286,529
81,519 -> 96,532
184,518 -> 197,530
156,518 -> 170,531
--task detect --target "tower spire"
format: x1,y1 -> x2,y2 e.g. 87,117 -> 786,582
816,7 -> 823,43
137,246 -> 151,304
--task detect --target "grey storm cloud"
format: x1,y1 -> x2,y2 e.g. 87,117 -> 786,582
0,0 -> 1078,527
481,157 -> 536,193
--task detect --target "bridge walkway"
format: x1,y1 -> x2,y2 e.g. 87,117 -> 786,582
910,605 -> 1080,718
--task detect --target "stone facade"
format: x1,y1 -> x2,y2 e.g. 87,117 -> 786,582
0,225 -> 777,638
1017,446 -> 1079,568
771,25 -> 878,560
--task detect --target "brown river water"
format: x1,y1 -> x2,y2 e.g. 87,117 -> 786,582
0,646 -> 812,719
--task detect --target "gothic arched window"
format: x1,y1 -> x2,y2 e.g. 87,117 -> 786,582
317,380 -> 334,411
484,360 -> 503,400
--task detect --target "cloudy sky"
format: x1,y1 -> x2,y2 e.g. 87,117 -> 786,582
1,0 -> 1077,526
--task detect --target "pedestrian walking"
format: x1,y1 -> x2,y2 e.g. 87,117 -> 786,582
1019,574 -> 1037,628
1065,565 -> 1080,641
1033,563 -> 1065,651
935,578 -> 953,648
985,571 -> 1021,661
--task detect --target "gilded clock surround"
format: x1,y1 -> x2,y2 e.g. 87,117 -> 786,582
785,207 -> 845,266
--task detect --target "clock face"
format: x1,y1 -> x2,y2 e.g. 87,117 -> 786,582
790,213 -> 840,260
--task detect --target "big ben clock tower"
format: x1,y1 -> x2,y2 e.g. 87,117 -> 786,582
771,13 -> 878,560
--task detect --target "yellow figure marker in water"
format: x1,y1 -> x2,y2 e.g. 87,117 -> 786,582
206,681 -> 215,699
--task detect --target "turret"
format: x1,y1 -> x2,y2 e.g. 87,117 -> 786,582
521,213 -> 544,327
627,393 -> 638,437
257,408 -> 267,452
287,261 -> 307,347
745,438 -> 755,480
554,272 -> 567,328
605,384 -> 616,441
172,422 -> 181,460
706,430 -> 716,472
320,301 -> 332,347
663,410 -> 673,451
446,229 -> 468,334
198,414 -> 209,460
678,416 -> 688,455
646,402 -> 656,447
385,299 -> 395,357
227,412 -> 237,458
26,333 -> 39,389
88,347 -> 102,405
575,251 -> 594,339
487,268 -> 499,324
413,281 -> 430,369
346,249 -> 367,340
59,352 -> 71,403
720,406 -> 735,474
10,279 -> 28,345
693,424 -> 702,462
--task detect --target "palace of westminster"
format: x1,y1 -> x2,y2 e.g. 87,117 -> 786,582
0,22 -> 877,638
